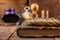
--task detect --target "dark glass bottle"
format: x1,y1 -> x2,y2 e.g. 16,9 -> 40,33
2,8 -> 19,23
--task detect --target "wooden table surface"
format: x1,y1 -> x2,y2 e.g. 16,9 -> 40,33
0,26 -> 17,40
0,26 -> 60,40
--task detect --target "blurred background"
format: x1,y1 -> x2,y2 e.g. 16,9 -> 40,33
0,0 -> 60,18
0,0 -> 60,40
31,0 -> 60,19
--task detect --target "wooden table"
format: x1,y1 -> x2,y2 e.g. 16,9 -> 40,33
0,26 -> 60,40
0,26 -> 16,40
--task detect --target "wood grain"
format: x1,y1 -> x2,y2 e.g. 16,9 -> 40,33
10,32 -> 54,40
30,0 -> 60,19
0,26 -> 16,40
